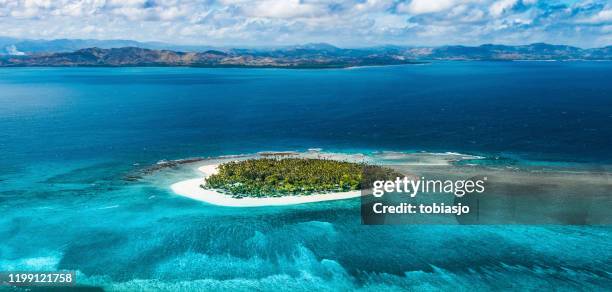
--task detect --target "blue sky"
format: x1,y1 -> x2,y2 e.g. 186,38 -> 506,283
0,0 -> 610,47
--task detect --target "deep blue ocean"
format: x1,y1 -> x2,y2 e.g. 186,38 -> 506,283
1,62 -> 611,290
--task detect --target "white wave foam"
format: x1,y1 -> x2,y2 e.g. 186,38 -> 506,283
0,254 -> 61,271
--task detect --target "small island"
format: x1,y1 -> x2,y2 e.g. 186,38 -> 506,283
203,158 -> 398,198
170,156 -> 401,207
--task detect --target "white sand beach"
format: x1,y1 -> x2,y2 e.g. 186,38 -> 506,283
170,163 -> 362,207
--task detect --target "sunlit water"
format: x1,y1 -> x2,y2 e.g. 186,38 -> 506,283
1,63 -> 611,290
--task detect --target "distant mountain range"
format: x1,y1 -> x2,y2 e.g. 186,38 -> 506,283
0,37 -> 216,54
0,47 -> 416,68
0,38 -> 610,68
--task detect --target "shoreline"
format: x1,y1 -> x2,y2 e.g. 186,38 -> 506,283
170,163 -> 362,207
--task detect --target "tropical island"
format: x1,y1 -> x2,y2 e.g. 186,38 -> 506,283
169,155 -> 402,207
203,158 -> 399,198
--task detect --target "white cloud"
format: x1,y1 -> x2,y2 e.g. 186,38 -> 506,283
239,0 -> 327,18
489,0 -> 517,17
352,0 -> 394,13
0,0 -> 609,47
577,8 -> 612,24
448,5 -> 485,22
416,24 -> 458,36
397,0 -> 458,14
6,44 -> 25,55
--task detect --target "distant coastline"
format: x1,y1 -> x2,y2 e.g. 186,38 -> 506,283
0,46 -> 419,68
1,42 -> 610,68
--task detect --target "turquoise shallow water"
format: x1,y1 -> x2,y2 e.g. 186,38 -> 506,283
0,63 -> 611,290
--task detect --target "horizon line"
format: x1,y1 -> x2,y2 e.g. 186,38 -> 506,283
1,36 -> 610,50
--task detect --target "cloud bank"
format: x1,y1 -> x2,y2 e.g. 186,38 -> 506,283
0,0 -> 610,47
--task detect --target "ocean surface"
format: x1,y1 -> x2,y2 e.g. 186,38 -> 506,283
1,62 -> 611,290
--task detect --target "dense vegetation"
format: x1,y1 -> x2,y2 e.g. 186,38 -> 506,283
203,158 -> 399,198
